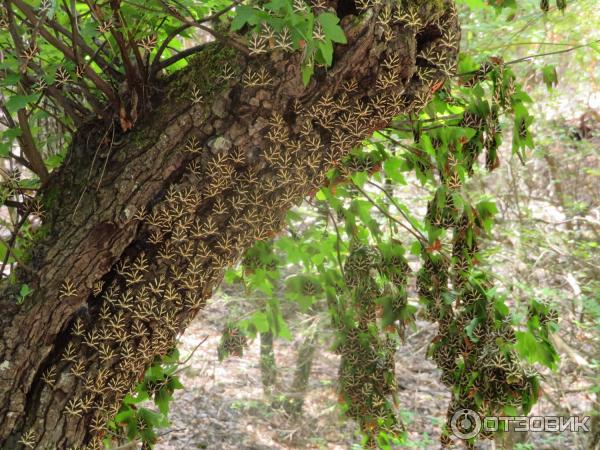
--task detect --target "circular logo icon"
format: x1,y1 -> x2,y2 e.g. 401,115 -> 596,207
450,408 -> 482,440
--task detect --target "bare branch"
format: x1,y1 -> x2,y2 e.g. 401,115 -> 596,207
150,23 -> 189,77
106,0 -> 144,96
457,39 -> 600,77
157,0 -> 249,55
16,109 -> 49,182
2,3 -> 49,182
12,0 -> 123,81
153,42 -> 211,74
8,152 -> 34,172
0,200 -> 36,279
9,0 -> 121,113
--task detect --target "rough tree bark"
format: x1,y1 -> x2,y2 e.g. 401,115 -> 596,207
281,329 -> 318,416
259,331 -> 277,396
0,1 -> 459,448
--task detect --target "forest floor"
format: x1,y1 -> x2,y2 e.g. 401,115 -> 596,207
153,292 -> 594,450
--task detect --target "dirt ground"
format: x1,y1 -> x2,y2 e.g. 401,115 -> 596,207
153,292 -> 594,450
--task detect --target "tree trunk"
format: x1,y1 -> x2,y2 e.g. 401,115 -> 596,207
281,328 -> 318,416
259,331 -> 277,396
0,2 -> 459,448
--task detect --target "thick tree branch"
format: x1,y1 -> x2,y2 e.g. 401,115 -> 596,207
15,109 -> 49,183
153,42 -> 211,74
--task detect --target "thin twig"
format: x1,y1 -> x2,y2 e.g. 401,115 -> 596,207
367,180 -> 428,239
457,39 -> 600,77
71,121 -> 114,219
10,0 -> 122,80
0,201 -> 36,279
353,183 -> 426,244
325,205 -> 345,280
172,336 -> 209,375
178,336 -> 209,366
10,0 -> 120,112
154,42 -> 211,73
157,0 -> 249,55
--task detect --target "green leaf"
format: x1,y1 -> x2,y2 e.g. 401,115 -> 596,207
154,388 -> 173,415
456,0 -> 487,9
318,39 -> 334,66
17,284 -> 32,304
250,311 -> 270,333
5,94 -> 39,113
169,376 -> 184,391
276,313 -> 292,340
145,365 -> 165,382
503,405 -> 518,417
494,297 -> 510,317
231,5 -> 257,31
476,199 -> 498,233
541,64 -> 558,91
3,127 -> 22,140
465,318 -> 480,343
45,152 -> 65,170
264,0 -> 292,14
410,241 -> 422,256
114,407 -> 135,423
19,284 -> 31,297
0,72 -> 20,87
247,269 -> 274,295
301,62 -> 314,86
383,157 -> 406,184
350,171 -> 368,188
317,12 -> 346,44
276,236 -> 305,264
420,134 -> 436,157
515,331 -> 558,369
138,407 -> 169,428
224,267 -> 241,284
0,143 -> 10,158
